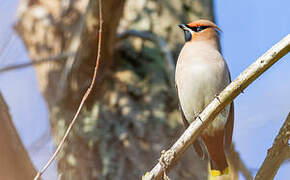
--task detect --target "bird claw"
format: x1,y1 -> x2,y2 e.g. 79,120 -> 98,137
194,112 -> 203,123
159,150 -> 174,180
214,94 -> 221,103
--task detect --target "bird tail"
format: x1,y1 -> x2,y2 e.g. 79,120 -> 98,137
209,153 -> 229,177
202,131 -> 229,177
208,165 -> 229,180
210,165 -> 229,177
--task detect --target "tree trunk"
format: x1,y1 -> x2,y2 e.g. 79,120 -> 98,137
16,0 -> 125,108
16,0 -> 215,179
0,92 -> 37,180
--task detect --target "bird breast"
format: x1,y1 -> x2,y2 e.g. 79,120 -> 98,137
175,44 -> 230,135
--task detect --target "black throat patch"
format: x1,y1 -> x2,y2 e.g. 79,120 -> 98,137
184,30 -> 192,42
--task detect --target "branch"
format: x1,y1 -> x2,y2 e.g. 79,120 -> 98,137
254,112 -> 290,180
33,0 -> 103,179
143,34 -> 290,180
227,144 -> 253,180
0,92 -> 37,180
118,30 -> 175,88
0,52 -> 75,73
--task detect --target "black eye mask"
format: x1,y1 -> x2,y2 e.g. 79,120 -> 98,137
183,25 -> 210,42
186,25 -> 210,32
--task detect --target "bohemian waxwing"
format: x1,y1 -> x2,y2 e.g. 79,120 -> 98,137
175,19 -> 234,177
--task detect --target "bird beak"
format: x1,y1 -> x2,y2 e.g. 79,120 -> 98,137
178,24 -> 187,30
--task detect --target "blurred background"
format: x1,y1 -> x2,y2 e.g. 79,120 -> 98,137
0,0 -> 289,180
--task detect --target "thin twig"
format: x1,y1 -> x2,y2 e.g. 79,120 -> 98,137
57,173 -> 63,180
0,33 -> 16,61
33,0 -> 103,179
143,34 -> 290,180
254,112 -> 290,180
228,144 -> 253,180
0,52 -> 75,73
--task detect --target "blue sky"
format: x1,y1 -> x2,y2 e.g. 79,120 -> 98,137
0,0 -> 57,179
215,0 -> 290,179
0,0 -> 289,180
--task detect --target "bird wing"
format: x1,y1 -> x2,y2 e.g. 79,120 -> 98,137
224,102 -> 234,153
224,71 -> 234,153
176,84 -> 207,159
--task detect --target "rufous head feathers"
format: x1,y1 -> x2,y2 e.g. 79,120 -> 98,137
178,19 -> 221,42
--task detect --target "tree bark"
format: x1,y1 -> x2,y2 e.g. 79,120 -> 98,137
255,112 -> 290,180
0,92 -> 37,180
16,0 -> 125,108
15,0 -> 223,179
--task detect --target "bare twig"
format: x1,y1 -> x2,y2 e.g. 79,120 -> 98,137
33,0 -> 103,179
118,30 -> 175,88
254,112 -> 290,180
227,144 -> 253,180
57,173 -> 63,180
0,52 -> 75,73
0,33 -> 16,61
143,34 -> 290,180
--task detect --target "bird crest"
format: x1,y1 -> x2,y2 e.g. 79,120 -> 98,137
186,19 -> 221,31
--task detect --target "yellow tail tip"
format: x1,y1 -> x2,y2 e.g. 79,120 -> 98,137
210,167 -> 229,177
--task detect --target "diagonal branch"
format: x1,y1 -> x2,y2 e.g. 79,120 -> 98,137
143,34 -> 290,180
227,144 -> 253,180
33,0 -> 103,179
0,52 -> 75,73
254,112 -> 290,180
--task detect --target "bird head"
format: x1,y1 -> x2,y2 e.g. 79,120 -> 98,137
178,19 -> 221,42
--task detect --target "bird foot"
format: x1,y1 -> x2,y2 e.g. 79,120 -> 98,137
194,112 -> 203,123
214,94 -> 221,103
159,150 -> 174,180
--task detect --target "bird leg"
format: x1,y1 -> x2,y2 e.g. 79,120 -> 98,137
159,150 -> 175,180
214,93 -> 222,103
194,112 -> 203,123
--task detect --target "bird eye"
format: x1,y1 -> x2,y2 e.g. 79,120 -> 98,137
187,26 -> 209,32
195,26 -> 209,32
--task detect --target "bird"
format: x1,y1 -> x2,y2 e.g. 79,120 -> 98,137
175,19 -> 234,177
